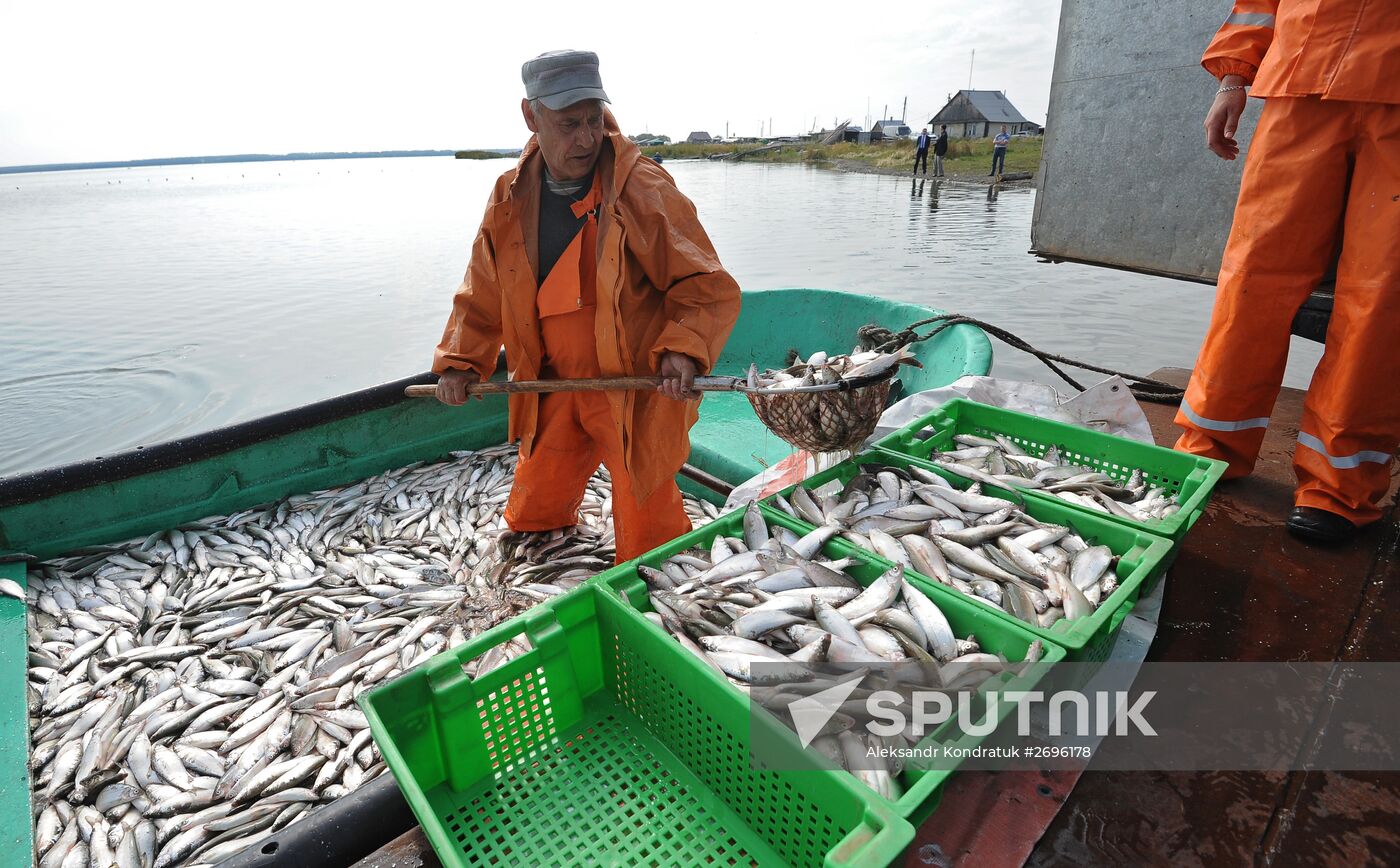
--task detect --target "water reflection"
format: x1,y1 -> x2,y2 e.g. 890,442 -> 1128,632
909,177 -> 942,211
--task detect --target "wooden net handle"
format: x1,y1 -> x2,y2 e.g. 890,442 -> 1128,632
404,376 -> 739,398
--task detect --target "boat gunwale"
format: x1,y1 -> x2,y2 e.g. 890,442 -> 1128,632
0,370 -> 447,509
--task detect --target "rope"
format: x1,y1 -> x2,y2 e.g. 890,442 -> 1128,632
857,315 -> 1185,404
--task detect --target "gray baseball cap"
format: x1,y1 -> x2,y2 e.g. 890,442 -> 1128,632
522,50 -> 610,111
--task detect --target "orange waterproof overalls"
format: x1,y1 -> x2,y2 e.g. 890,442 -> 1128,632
1175,0 -> 1400,524
502,173 -> 692,561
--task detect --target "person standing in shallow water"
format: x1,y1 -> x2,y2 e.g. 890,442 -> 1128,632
913,128 -> 931,175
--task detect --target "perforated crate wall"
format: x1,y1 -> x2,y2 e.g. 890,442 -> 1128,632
362,587 -> 911,868
612,627 -> 849,868
950,424 -> 1183,495
766,450 -> 1174,662
435,709 -> 778,866
474,667 -> 555,775
873,398 -> 1226,544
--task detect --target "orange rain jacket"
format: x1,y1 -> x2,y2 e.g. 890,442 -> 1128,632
1204,0 -> 1400,103
433,112 -> 742,501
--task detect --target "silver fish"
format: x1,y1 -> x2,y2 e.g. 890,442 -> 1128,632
26,446 -> 717,866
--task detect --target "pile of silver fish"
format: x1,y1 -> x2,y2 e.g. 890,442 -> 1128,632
769,461 -> 1122,630
915,430 -> 1181,522
25,444 -> 717,868
636,503 -> 1042,800
745,346 -> 921,391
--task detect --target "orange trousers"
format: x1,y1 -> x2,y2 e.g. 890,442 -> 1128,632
503,306 -> 692,563
1175,97 -> 1400,525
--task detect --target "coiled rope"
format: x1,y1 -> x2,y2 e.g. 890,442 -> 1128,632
857,315 -> 1185,404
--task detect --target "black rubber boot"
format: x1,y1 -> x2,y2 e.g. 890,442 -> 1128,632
1286,506 -> 1358,543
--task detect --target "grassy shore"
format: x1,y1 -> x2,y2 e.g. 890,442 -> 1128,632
643,137 -> 1042,180
454,149 -> 518,160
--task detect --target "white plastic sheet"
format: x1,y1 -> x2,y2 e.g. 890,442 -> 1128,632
869,374 -> 1155,445
723,375 -> 1155,510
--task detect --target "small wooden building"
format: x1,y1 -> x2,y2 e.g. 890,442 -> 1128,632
929,90 -> 1038,139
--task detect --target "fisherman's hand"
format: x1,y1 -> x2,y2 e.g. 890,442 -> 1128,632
658,353 -> 701,401
1205,75 -> 1248,160
436,369 -> 481,405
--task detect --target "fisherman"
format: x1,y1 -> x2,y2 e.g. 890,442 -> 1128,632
432,50 -> 741,562
1176,2 -> 1400,542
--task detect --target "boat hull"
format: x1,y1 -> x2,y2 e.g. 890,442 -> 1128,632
0,288 -> 990,864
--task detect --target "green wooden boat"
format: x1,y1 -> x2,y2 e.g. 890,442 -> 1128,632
0,288 -> 989,865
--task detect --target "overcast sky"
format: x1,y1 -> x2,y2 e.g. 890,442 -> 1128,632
0,0 -> 1062,166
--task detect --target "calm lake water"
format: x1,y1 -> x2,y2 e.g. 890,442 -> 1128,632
0,156 -> 1322,478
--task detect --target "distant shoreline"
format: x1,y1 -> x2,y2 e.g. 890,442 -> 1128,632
641,138 -> 1041,185
0,149 -> 518,176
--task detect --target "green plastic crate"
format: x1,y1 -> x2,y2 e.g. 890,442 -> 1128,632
361,583 -> 913,867
875,398 -> 1227,546
595,504 -> 1064,825
766,452 -> 1175,663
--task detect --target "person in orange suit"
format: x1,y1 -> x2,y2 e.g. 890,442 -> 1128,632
1176,1 -> 1400,543
431,50 -> 741,563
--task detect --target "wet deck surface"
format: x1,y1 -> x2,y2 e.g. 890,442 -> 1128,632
353,828 -> 439,868
355,369 -> 1400,868
1026,369 -> 1400,868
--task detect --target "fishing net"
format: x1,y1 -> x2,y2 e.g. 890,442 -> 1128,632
744,368 -> 897,453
